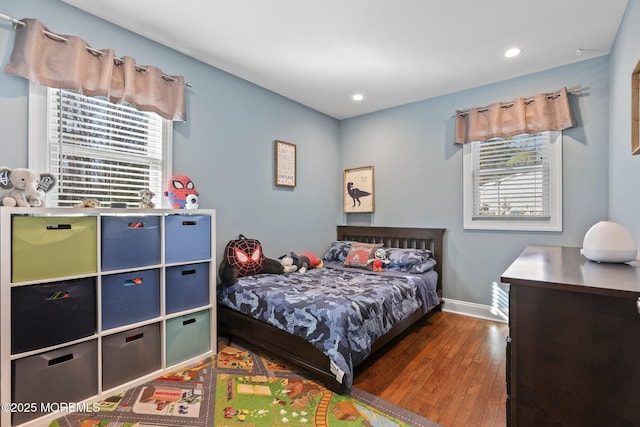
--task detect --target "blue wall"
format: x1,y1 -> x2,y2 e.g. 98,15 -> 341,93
0,0 -> 342,263
610,0 -> 640,243
339,57 -> 611,305
1,0 -> 627,308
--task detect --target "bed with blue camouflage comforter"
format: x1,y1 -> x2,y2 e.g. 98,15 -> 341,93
218,225 -> 445,394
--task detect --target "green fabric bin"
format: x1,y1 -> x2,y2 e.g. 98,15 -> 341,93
12,216 -> 97,282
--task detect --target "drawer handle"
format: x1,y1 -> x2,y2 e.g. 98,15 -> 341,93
46,224 -> 71,230
126,333 -> 144,343
128,222 -> 145,229
124,277 -> 143,286
181,269 -> 196,276
183,318 -> 196,326
182,220 -> 197,226
49,353 -> 73,366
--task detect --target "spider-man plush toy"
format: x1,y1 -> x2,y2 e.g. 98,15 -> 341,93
218,234 -> 283,285
164,174 -> 198,209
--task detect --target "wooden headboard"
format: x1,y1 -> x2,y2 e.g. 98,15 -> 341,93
337,225 -> 445,298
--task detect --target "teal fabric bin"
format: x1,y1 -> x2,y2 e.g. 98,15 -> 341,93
165,309 -> 210,366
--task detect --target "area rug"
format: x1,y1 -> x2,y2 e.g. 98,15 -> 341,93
50,340 -> 439,427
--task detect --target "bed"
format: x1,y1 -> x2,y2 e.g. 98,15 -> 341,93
217,225 -> 445,394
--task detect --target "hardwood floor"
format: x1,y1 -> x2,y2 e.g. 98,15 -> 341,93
353,310 -> 508,427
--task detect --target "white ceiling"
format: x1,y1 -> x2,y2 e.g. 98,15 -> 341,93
61,0 -> 628,120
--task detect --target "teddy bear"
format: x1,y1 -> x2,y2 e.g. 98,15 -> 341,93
139,189 -> 155,209
74,198 -> 101,208
0,167 -> 56,207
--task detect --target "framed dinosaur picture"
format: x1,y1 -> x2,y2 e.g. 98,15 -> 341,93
343,165 -> 374,213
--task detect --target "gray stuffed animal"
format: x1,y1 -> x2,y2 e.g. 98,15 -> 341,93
0,167 -> 56,207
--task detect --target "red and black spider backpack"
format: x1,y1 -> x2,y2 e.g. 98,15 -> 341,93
218,234 -> 283,285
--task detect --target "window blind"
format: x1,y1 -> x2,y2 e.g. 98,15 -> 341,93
471,132 -> 550,219
47,88 -> 165,207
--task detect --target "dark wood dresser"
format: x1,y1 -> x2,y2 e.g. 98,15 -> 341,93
501,245 -> 640,427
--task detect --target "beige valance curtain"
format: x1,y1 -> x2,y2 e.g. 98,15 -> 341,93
454,87 -> 575,144
4,18 -> 186,121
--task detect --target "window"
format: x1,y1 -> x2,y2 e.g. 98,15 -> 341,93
463,131 -> 562,231
28,82 -> 172,208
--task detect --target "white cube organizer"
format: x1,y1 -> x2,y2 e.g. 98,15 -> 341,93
0,208 -> 216,427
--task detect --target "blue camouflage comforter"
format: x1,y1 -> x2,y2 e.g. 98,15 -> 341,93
217,261 -> 439,391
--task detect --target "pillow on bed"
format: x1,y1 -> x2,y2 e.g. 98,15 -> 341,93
342,242 -> 383,269
323,240 -> 354,263
385,247 -> 435,273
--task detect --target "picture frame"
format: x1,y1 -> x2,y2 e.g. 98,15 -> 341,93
632,59 -> 640,155
274,140 -> 296,187
343,165 -> 374,213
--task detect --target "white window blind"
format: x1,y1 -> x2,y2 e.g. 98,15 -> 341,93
462,130 -> 562,231
29,83 -> 171,208
472,132 -> 550,219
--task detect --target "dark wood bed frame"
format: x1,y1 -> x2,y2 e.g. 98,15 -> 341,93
217,225 -> 446,394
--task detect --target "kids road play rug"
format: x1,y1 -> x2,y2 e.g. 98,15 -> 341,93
50,340 -> 439,427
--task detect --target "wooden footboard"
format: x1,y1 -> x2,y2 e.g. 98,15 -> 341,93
217,225 -> 445,394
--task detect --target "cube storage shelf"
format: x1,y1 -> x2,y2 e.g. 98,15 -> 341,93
0,207 -> 216,427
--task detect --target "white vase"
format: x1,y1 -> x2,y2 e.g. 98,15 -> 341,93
581,221 -> 638,263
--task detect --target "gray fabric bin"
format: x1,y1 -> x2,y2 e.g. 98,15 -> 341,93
102,323 -> 161,390
12,339 -> 98,425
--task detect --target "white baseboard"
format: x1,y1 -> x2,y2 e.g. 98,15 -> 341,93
442,298 -> 508,323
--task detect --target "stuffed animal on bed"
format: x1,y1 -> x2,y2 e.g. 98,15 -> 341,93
300,251 -> 323,269
278,252 -> 311,273
367,248 -> 390,272
279,254 -> 299,273
218,234 -> 283,285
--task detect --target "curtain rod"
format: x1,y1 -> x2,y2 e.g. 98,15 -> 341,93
450,87 -> 583,118
0,12 -> 192,88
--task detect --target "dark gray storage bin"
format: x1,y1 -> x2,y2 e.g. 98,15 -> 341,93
12,339 -> 98,425
101,215 -> 161,271
165,214 -> 211,263
166,263 -> 210,314
102,269 -> 160,330
102,323 -> 161,390
11,277 -> 96,354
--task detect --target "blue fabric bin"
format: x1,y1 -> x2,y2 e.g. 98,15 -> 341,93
101,215 -> 161,271
166,262 -> 210,314
101,269 -> 160,329
165,214 -> 211,263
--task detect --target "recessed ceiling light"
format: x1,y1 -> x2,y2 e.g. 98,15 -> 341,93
505,47 -> 522,58
352,93 -> 364,102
